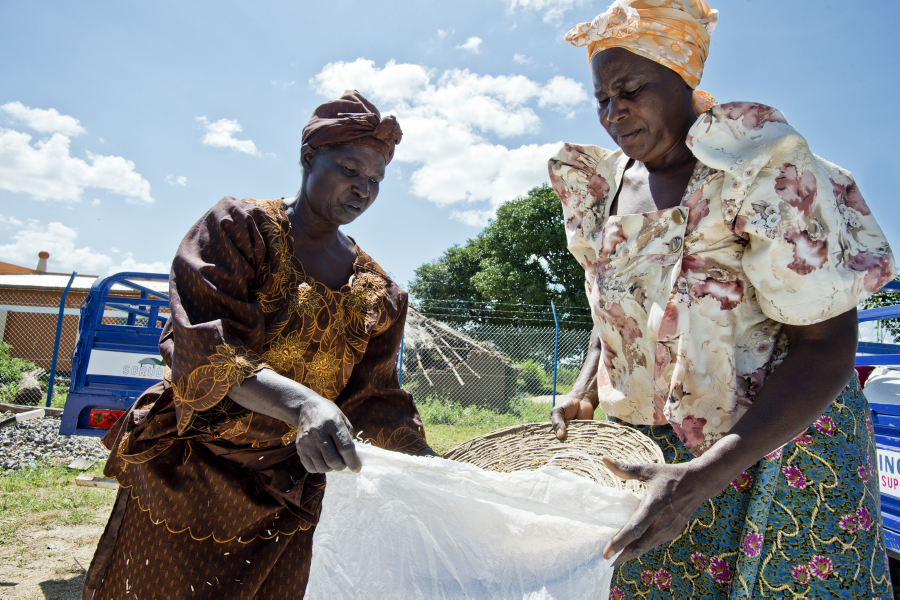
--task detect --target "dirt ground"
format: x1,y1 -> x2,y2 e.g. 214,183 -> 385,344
0,511 -> 106,600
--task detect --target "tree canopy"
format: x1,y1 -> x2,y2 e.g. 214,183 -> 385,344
408,184 -> 591,327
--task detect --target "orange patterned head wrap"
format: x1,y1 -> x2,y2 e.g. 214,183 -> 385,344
566,0 -> 718,114
302,90 -> 402,165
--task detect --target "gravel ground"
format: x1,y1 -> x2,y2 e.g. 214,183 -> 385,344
0,417 -> 108,470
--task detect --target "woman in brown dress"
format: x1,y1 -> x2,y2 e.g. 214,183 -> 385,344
82,91 -> 436,599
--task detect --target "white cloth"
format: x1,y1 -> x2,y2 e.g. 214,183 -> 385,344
306,445 -> 641,600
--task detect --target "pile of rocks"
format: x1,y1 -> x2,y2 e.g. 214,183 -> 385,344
0,416 -> 108,470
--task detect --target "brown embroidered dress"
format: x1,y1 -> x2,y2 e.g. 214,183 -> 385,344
83,197 -> 429,599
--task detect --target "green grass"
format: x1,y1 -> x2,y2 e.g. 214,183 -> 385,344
418,396 -> 554,454
0,460 -> 115,543
418,395 -> 607,454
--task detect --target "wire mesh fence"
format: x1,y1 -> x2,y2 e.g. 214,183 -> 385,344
0,287 -> 171,407
0,289 -> 86,405
402,301 -> 594,443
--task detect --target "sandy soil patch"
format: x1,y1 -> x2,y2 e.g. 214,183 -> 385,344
0,512 -> 106,600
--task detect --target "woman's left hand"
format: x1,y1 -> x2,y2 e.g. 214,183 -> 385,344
601,456 -> 723,565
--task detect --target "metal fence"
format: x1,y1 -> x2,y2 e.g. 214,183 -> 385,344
0,289 -> 86,405
401,302 -> 594,436
0,287 -> 171,406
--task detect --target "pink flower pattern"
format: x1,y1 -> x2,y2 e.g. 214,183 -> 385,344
792,432 -> 814,446
609,588 -> 625,600
813,415 -> 836,435
550,101 -> 893,453
732,471 -> 753,492
858,465 -> 870,483
640,570 -> 655,587
654,569 -> 672,590
708,556 -> 731,584
857,507 -> 874,532
783,465 -> 808,489
839,513 -> 859,533
691,552 -> 709,572
792,564 -> 810,584
808,555 -> 833,580
741,533 -> 763,557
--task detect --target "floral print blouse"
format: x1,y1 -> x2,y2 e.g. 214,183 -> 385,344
549,102 -> 895,455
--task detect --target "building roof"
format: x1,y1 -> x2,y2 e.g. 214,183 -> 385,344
0,274 -> 169,293
0,261 -> 40,275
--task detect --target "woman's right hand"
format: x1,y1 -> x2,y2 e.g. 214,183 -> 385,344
227,368 -> 361,473
550,328 -> 602,439
294,395 -> 361,473
550,395 -> 597,439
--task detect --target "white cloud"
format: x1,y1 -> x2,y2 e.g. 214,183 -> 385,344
0,220 -> 112,274
449,208 -> 498,227
0,127 -> 154,204
513,53 -> 533,65
311,59 -> 588,225
166,174 -> 187,186
437,28 -> 454,39
0,219 -> 168,275
1,101 -> 86,136
538,75 -> 589,117
504,0 -> 589,23
0,214 -> 23,227
196,116 -> 261,156
91,199 -> 101,206
115,256 -> 170,274
271,80 -> 296,89
457,37 -> 483,53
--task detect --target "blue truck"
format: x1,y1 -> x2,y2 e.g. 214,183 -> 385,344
59,272 -> 168,437
58,272 -> 900,560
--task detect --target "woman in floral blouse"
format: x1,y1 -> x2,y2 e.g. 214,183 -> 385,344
82,91 -> 436,599
549,1 -> 894,597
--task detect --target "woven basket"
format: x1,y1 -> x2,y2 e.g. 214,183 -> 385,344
442,420 -> 664,495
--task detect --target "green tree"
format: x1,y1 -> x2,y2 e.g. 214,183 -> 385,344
408,184 -> 590,326
861,275 -> 900,341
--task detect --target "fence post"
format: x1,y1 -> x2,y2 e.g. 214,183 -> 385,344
46,272 -> 77,408
397,332 -> 404,387
551,300 -> 559,408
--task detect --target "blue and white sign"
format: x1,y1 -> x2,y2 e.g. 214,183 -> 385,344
86,350 -> 165,380
877,448 -> 900,499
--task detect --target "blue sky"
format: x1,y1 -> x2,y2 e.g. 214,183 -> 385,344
1,0 -> 898,290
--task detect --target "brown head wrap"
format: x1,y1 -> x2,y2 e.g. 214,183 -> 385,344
301,90 -> 402,165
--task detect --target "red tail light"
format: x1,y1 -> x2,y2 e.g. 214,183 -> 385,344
88,409 -> 125,429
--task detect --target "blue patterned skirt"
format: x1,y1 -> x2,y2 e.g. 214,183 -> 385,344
611,376 -> 893,599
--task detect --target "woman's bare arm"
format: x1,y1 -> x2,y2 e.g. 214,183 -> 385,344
228,368 -> 362,473
602,308 -> 859,564
550,327 -> 602,438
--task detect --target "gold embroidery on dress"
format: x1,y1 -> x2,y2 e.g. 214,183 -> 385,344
332,305 -> 348,334
209,345 -> 261,386
346,273 -> 384,311
289,282 -> 322,318
306,348 -> 341,389
281,426 -> 298,446
262,331 -> 309,374
342,272 -> 387,331
245,198 -> 289,236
